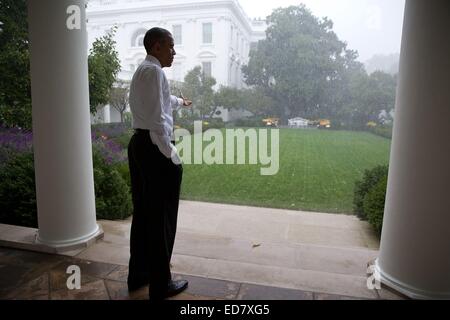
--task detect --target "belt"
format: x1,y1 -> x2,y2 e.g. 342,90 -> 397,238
134,128 -> 149,134
134,129 -> 175,144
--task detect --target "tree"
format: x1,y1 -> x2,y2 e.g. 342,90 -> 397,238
331,70 -> 397,129
215,86 -> 275,117
324,50 -> 369,126
0,0 -> 32,129
242,5 -> 361,122
108,80 -> 129,123
88,27 -> 121,114
214,86 -> 241,109
0,2 -> 121,127
182,66 -> 216,119
363,71 -> 397,124
240,88 -> 276,117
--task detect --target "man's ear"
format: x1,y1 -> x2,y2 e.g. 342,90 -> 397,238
153,42 -> 160,53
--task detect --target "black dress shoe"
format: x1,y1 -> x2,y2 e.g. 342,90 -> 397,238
149,279 -> 189,300
166,279 -> 188,298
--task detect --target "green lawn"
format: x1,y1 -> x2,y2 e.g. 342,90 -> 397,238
179,128 -> 391,214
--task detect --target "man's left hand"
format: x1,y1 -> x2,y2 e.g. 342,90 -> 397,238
182,98 -> 193,107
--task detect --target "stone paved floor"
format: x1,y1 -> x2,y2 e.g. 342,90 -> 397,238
0,247 -> 408,300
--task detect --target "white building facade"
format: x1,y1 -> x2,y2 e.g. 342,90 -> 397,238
87,0 -> 266,87
86,0 -> 266,123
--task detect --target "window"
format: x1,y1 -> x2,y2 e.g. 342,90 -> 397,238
202,22 -> 212,44
136,35 -> 144,47
173,25 -> 182,45
202,62 -> 212,77
131,28 -> 147,47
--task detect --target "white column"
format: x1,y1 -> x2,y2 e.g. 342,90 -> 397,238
375,0 -> 450,299
28,0 -> 102,249
104,105 -> 111,123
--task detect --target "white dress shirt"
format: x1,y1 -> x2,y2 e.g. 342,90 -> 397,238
129,55 -> 183,164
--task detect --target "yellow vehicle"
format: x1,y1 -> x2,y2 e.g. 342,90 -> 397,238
317,119 -> 331,129
262,117 -> 280,127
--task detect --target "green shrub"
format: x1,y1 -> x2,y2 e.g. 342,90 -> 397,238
0,145 -> 131,227
0,147 -> 17,168
113,130 -> 133,149
204,118 -> 225,129
114,162 -> 131,188
369,125 -> 393,139
231,117 -> 266,128
353,165 -> 389,220
92,148 -> 132,220
0,152 -> 38,228
92,135 -> 127,164
363,176 -> 388,236
174,118 -> 225,134
91,122 -> 130,139
123,111 -> 132,125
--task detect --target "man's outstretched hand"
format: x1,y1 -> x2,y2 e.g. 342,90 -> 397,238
182,98 -> 192,107
179,90 -> 192,107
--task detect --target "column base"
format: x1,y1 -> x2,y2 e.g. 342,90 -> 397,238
375,259 -> 450,300
35,224 -> 104,253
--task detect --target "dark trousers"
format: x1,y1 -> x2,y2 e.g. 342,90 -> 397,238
127,130 -> 182,297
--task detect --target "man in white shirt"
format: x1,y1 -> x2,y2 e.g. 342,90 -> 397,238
127,27 -> 192,300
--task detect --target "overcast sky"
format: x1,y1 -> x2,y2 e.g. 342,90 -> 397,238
239,0 -> 405,62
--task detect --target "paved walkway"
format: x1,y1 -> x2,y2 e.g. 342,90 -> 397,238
0,201 -> 407,300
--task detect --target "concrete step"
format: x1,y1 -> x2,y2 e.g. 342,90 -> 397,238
0,200 -> 383,299
171,253 -> 378,299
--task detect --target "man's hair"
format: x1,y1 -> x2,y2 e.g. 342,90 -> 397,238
144,27 -> 172,54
